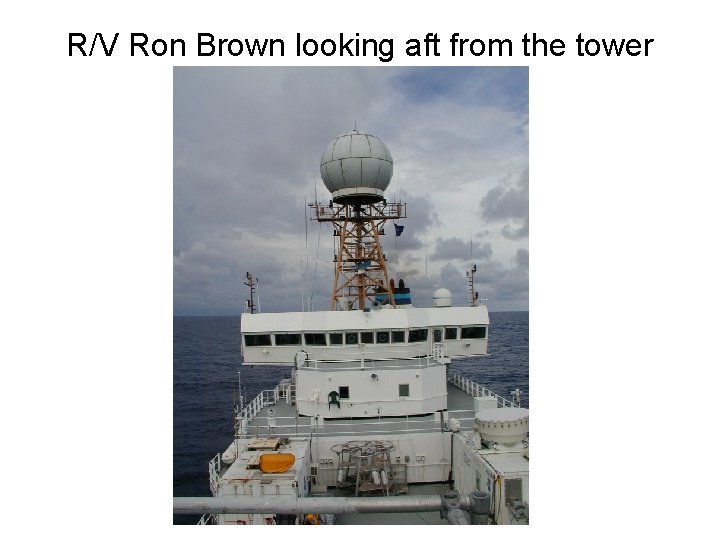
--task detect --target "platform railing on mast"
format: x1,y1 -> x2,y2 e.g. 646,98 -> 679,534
309,199 -> 407,311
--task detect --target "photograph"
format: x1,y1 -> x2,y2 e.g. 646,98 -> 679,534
173,67 -> 529,525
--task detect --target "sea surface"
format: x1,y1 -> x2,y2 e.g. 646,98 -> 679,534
173,310 -> 528,524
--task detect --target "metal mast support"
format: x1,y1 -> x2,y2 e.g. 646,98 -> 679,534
310,201 -> 406,311
243,272 -> 258,314
466,264 -> 478,307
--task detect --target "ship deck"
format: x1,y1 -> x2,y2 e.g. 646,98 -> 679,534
242,382 -> 482,439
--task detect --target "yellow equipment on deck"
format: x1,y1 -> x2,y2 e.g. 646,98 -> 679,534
259,453 -> 295,473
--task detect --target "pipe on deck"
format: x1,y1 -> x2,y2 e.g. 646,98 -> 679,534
174,492 -> 485,517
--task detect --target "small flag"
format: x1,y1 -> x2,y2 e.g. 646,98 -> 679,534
394,224 -> 405,237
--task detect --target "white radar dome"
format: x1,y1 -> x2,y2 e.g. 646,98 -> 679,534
320,130 -> 393,203
432,288 -> 452,308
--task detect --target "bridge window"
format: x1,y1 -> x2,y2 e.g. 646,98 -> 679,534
399,384 -> 410,397
274,333 -> 301,345
345,332 -> 358,345
408,329 -> 428,342
361,332 -> 374,344
445,327 -> 458,340
339,386 -> 350,399
329,333 -> 343,345
304,333 -> 327,346
244,334 -> 271,347
376,331 -> 389,344
461,326 -> 487,339
391,330 -> 406,343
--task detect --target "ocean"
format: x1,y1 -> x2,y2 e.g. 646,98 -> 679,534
173,310 -> 529,524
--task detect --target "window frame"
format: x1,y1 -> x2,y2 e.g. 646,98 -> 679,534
244,334 -> 271,347
274,333 -> 301,346
461,326 -> 487,339
391,330 -> 406,343
304,333 -> 327,346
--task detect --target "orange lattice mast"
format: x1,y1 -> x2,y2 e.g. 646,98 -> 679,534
310,130 -> 406,311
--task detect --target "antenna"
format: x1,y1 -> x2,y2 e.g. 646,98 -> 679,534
470,225 -> 473,260
243,272 -> 258,313
305,196 -> 310,311
466,264 -> 478,307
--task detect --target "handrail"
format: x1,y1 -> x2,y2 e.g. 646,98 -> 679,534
234,387 -> 281,436
300,349 -> 435,362
447,372 -> 516,408
232,368 -> 516,441
208,453 -> 221,496
197,514 -> 215,525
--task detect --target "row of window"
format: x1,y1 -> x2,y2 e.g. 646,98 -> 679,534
244,326 -> 487,347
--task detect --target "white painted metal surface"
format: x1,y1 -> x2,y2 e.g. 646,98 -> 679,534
241,305 -> 490,364
320,130 -> 393,197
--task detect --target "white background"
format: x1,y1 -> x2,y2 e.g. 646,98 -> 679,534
2,1 -> 718,536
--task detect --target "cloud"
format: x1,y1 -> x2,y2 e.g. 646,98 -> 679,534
502,218 -> 529,240
173,67 -> 528,314
479,168 -> 529,240
431,237 -> 492,261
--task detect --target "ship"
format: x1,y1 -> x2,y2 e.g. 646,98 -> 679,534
173,129 -> 529,525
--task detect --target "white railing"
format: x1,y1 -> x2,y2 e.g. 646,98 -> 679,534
447,371 -> 517,408
209,453 -> 222,496
197,514 -> 215,525
234,384 -> 288,436
229,369 -> 515,442
300,351 -> 441,371
235,414 -> 450,438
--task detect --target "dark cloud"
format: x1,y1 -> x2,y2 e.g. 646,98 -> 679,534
475,249 -> 529,308
387,189 -> 439,251
432,237 -> 492,261
479,168 -> 529,240
502,218 -> 529,240
514,248 -> 529,269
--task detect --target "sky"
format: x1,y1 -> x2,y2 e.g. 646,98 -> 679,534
174,67 -> 528,315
